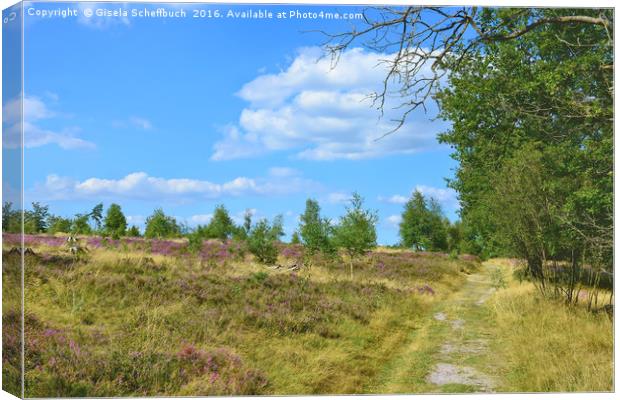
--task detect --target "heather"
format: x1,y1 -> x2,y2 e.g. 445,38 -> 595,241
10,234 -> 471,396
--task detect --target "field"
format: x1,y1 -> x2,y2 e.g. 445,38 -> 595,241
2,234 -> 613,396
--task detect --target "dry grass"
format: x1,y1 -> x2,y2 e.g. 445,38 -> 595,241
487,261 -> 613,392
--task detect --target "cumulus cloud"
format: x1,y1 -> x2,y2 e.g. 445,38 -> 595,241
211,47 -> 443,161
30,170 -> 321,202
386,214 -> 402,227
2,94 -> 95,150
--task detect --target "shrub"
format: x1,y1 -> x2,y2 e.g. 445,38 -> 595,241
144,209 -> 180,239
247,217 -> 283,264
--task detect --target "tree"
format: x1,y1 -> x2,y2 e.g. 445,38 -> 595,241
243,209 -> 253,234
247,216 -> 284,264
206,205 -> 235,240
47,215 -> 72,234
324,7 -> 612,131
290,231 -> 301,245
90,203 -> 104,231
144,208 -> 180,239
298,198 -> 334,256
333,193 -> 378,279
24,202 -> 49,233
399,191 -> 429,250
71,214 -> 92,235
104,204 -> 127,239
127,225 -> 141,237
2,202 -> 21,233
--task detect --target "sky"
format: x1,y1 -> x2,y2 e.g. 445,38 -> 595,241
8,1 -> 460,245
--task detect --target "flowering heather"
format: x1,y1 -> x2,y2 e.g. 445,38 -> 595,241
3,233 -> 66,247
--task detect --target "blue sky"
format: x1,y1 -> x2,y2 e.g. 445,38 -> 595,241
14,2 -> 459,245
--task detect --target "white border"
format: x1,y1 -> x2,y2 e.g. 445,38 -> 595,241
0,1 -> 616,400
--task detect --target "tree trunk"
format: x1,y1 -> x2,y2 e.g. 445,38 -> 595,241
349,256 -> 353,280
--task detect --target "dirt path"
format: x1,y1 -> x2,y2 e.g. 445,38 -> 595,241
425,262 -> 500,392
373,261 -> 504,394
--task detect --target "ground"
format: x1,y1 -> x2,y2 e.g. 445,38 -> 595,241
1,236 -> 614,396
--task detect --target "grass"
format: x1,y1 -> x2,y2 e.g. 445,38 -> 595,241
3,236 -> 613,396
486,259 -> 613,392
3,236 -> 473,397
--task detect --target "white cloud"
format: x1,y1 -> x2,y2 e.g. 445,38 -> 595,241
378,194 -> 408,204
2,94 -> 95,150
386,215 -> 402,227
113,116 -> 153,130
327,192 -> 351,204
268,167 -> 300,177
126,215 -> 146,226
414,185 -> 458,208
379,185 -> 459,210
189,214 -> 213,225
30,170 -> 321,202
212,47 -> 443,161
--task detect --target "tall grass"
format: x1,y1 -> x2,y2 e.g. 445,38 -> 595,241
488,262 -> 613,392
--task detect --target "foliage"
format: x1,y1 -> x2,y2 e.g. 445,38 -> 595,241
434,8 -> 612,303
247,216 -> 283,264
24,202 -> 49,234
126,226 -> 141,237
290,231 -> 301,245
104,204 -> 127,239
298,199 -> 335,256
144,208 -> 180,239
47,216 -> 72,234
2,202 -> 21,233
333,193 -> 377,278
206,205 -> 236,240
71,214 -> 92,235
399,191 -> 449,251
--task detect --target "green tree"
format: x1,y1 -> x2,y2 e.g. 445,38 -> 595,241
90,203 -> 104,231
2,202 -> 21,233
399,191 -> 429,250
127,225 -> 141,237
432,11 -> 612,300
206,205 -> 235,240
299,198 -> 334,256
71,214 -> 92,235
24,202 -> 49,233
333,193 -> 378,279
247,216 -> 283,264
144,208 -> 180,239
290,231 -> 301,245
104,204 -> 127,239
47,215 -> 72,234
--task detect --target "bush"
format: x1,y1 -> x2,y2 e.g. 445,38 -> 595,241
247,217 -> 283,264
144,209 -> 180,239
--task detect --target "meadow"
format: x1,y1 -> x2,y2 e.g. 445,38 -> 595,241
2,234 -> 612,396
3,233 -> 478,396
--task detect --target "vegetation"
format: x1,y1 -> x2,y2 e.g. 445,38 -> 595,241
144,208 -> 181,239
298,199 -> 335,257
333,193 -> 378,279
103,204 -> 127,239
399,191 -> 449,252
247,216 -> 284,264
3,232 -> 477,396
326,7 -> 613,308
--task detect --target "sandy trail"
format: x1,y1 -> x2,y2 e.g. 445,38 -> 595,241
425,263 -> 500,392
